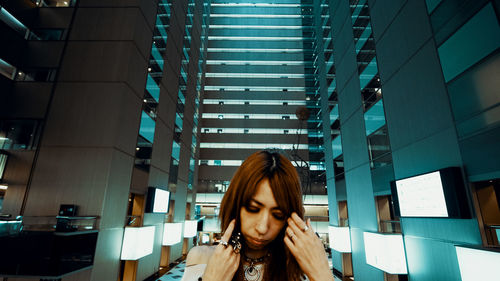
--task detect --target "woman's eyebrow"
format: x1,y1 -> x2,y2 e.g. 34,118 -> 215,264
250,199 -> 281,210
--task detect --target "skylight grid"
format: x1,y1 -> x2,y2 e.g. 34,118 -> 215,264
202,113 -> 298,119
205,73 -> 306,78
200,143 -> 309,150
210,3 -> 305,8
206,60 -> 307,66
210,14 -> 303,18
208,36 -> 310,41
203,86 -> 306,91
201,128 -> 306,134
207,48 -> 304,53
209,25 -> 308,29
203,100 -> 306,105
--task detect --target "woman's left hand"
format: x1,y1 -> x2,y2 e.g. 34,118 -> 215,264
284,213 -> 334,281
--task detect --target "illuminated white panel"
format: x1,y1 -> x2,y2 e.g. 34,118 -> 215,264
201,233 -> 210,243
363,232 -> 407,274
456,246 -> 500,281
163,223 -> 183,245
396,171 -> 448,217
153,189 -> 170,213
201,128 -> 304,134
328,226 -> 351,253
120,226 -> 155,260
184,220 -> 198,238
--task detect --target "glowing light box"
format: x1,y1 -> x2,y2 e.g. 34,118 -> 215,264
145,187 -> 171,213
184,220 -> 198,238
456,246 -> 500,281
363,232 -> 407,274
163,223 -> 183,245
391,167 -> 470,218
328,226 -> 351,253
121,226 -> 155,260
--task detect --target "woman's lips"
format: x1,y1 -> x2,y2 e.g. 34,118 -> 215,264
247,237 -> 267,247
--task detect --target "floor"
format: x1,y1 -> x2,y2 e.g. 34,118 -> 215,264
156,261 -> 186,281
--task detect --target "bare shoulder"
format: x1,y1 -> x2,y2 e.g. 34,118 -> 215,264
186,245 -> 216,266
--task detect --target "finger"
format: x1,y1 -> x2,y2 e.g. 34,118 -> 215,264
285,226 -> 296,240
284,234 -> 298,253
306,218 -> 313,232
291,212 -> 308,232
221,219 -> 236,243
287,217 -> 306,239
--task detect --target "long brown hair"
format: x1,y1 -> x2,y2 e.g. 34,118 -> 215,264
219,150 -> 305,281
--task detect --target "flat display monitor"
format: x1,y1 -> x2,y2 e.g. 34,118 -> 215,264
391,167 -> 470,218
145,187 -> 170,213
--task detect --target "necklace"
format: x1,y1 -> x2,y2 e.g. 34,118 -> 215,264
242,252 -> 270,281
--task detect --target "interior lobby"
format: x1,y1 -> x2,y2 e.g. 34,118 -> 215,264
0,0 -> 499,280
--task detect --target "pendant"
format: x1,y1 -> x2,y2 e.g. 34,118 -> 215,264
244,263 -> 261,281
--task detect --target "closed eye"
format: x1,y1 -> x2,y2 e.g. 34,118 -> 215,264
245,206 -> 259,213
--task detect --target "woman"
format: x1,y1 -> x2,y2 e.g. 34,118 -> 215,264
182,151 -> 334,281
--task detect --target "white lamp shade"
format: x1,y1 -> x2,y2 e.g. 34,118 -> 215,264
121,226 -> 155,260
184,220 -> 198,238
163,223 -> 183,245
456,246 -> 500,281
328,226 -> 351,253
363,232 -> 407,274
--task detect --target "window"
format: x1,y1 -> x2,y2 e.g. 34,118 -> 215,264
204,128 -> 209,133
217,129 -> 223,133
284,130 -> 289,134
282,116 -> 290,120
283,102 -> 288,106
244,129 -> 249,134
244,101 -> 250,105
219,101 -> 224,105
218,115 -> 223,119
244,115 -> 249,119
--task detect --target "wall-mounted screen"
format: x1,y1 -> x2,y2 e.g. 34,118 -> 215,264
145,187 -> 170,213
395,171 -> 448,217
391,167 -> 470,218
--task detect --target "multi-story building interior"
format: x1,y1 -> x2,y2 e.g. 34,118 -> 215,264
0,0 -> 499,281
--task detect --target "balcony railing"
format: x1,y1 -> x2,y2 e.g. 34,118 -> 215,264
380,220 -> 401,234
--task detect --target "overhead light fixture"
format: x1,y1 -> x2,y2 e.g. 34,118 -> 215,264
0,184 -> 8,190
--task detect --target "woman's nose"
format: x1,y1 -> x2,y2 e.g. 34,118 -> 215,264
255,212 -> 270,234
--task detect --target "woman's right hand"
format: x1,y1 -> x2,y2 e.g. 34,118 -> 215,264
202,219 -> 240,281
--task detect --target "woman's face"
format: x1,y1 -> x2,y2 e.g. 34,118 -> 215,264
239,178 -> 287,250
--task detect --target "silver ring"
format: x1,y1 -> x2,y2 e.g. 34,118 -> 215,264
220,240 -> 228,248
303,225 -> 309,232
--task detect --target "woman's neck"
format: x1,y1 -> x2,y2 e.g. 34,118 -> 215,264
244,247 -> 269,259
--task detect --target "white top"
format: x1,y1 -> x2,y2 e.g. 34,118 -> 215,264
180,246 -> 309,281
